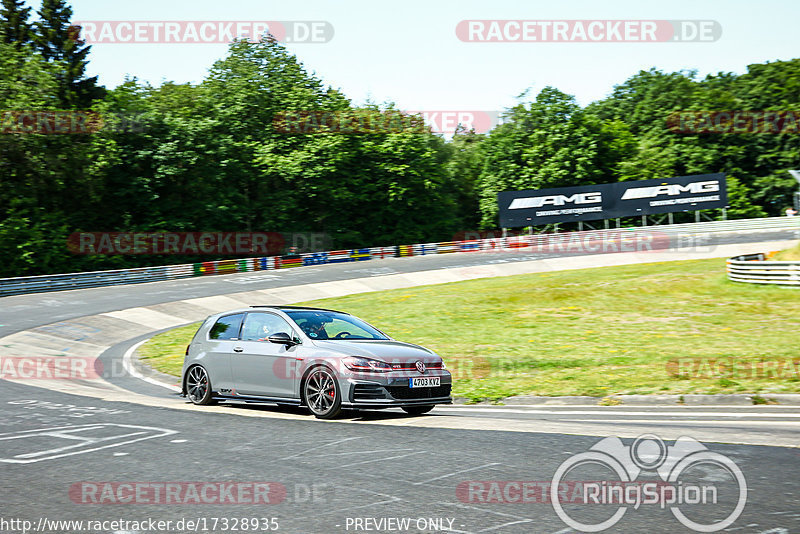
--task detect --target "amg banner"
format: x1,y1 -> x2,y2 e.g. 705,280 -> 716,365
498,173 -> 726,227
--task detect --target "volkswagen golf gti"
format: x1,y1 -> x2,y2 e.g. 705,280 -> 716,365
181,306 -> 452,418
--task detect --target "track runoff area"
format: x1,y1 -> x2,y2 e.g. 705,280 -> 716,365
1,188 -> 800,533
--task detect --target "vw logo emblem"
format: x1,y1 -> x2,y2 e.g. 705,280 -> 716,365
415,361 -> 426,373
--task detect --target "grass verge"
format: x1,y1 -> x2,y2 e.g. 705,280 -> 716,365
138,322 -> 200,377
772,241 -> 800,260
137,258 -> 800,402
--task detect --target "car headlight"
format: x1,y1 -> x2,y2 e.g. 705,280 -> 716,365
342,357 -> 392,372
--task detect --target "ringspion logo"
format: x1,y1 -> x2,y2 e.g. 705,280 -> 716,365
551,434 -> 746,532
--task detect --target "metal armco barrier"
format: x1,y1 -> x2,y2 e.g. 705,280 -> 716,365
727,253 -> 800,286
370,246 -> 396,259
412,243 -> 438,256
2,216 -> 798,297
436,242 -> 459,253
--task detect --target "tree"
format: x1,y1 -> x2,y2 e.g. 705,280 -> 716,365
0,0 -> 31,47
33,0 -> 102,107
476,88 -> 634,227
445,127 -> 485,232
725,176 -> 766,219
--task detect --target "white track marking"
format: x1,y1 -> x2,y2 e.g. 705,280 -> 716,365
0,423 -> 177,463
435,408 -> 800,417
413,463 -> 502,485
122,339 -> 180,392
277,436 -> 362,461
339,451 -> 426,469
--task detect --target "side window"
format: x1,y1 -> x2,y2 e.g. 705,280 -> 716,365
240,313 -> 295,342
209,313 -> 244,340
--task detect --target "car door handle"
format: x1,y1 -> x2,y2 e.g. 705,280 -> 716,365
233,346 -> 243,353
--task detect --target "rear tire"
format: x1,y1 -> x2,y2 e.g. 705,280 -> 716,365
185,365 -> 215,406
303,367 -> 342,419
402,405 -> 434,416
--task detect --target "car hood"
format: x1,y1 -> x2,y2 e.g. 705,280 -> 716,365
309,339 -> 440,363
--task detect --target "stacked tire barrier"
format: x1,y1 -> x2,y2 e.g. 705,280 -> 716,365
727,253 -> 800,286
2,216 -> 798,297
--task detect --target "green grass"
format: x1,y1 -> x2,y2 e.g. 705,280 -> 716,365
773,241 -> 800,260
138,322 -> 201,376
138,258 -> 800,402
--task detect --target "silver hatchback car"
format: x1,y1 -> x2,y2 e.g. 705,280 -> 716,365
181,306 -> 452,418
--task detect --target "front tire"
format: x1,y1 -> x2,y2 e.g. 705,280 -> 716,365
303,367 -> 342,419
185,365 -> 215,405
402,405 -> 434,416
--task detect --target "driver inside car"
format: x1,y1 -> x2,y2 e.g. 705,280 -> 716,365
240,316 -> 272,342
301,317 -> 329,340
256,324 -> 271,341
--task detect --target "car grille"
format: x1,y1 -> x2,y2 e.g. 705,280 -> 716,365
385,384 -> 451,400
353,383 -> 387,401
390,362 -> 445,371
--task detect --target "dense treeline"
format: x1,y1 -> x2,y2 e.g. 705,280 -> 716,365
0,1 -> 799,277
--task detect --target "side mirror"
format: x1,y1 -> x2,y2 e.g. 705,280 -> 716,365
268,332 -> 296,346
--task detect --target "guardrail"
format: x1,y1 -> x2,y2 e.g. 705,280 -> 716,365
727,253 -> 800,286
2,216 -> 798,297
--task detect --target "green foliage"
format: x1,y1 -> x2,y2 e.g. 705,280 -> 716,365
0,2 -> 798,276
33,0 -> 102,107
726,176 -> 766,219
476,87 -> 636,227
0,0 -> 31,47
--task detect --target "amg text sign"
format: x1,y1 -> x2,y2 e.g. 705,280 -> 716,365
497,173 -> 726,227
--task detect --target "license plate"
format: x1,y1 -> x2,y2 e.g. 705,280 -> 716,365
409,377 -> 440,388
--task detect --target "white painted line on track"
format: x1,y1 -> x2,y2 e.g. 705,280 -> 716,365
435,408 -> 800,417
122,339 -> 180,392
413,462 -> 501,485
562,419 -> 800,426
277,436 -> 362,461
339,450 -> 426,469
0,423 -> 177,464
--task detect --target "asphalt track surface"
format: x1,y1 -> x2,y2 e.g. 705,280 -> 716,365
1,228 -> 800,534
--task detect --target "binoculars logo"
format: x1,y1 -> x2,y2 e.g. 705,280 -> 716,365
551,434 -> 747,532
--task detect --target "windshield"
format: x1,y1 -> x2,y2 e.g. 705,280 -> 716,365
283,310 -> 389,341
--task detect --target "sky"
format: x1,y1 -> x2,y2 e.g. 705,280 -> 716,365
36,0 -> 800,112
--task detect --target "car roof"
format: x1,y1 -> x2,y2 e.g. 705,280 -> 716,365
250,305 -> 350,314
207,306 -> 350,322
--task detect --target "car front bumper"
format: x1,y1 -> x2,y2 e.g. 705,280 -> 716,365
343,374 -> 453,408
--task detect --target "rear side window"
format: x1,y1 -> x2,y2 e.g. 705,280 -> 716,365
241,312 -> 296,341
209,313 -> 244,340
